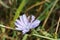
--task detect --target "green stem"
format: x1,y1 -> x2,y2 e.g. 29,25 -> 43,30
0,0 -> 9,8
10,0 -> 28,27
22,34 -> 28,40
33,34 -> 54,40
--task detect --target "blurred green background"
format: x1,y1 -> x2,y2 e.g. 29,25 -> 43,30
0,0 -> 60,40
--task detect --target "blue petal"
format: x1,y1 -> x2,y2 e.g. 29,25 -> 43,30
31,20 -> 40,28
16,19 -> 26,27
28,16 -> 30,19
28,15 -> 35,22
22,14 -> 28,25
31,15 -> 35,22
16,28 -> 23,30
19,16 -> 26,26
15,23 -> 24,30
22,29 -> 29,34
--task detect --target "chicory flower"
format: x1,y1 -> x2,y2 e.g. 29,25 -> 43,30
15,14 -> 40,34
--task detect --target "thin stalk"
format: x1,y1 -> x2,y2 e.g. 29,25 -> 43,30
42,0 -> 59,29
